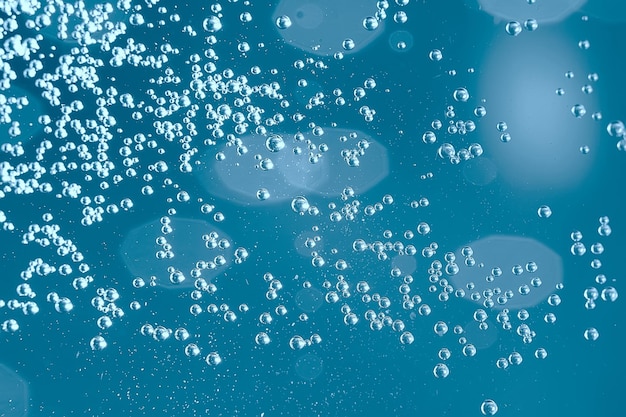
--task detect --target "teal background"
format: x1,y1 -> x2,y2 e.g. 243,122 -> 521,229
0,1 -> 624,416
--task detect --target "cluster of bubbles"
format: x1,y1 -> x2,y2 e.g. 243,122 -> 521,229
422,86 -> 486,164
0,0 -> 622,416
568,216 -> 618,310
558,66 -> 604,145
285,189 -> 615,397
